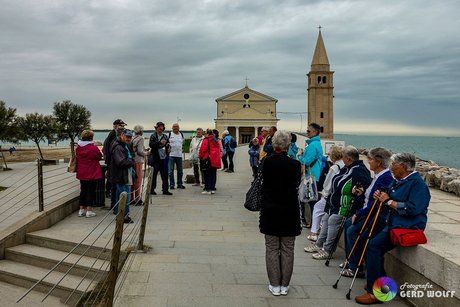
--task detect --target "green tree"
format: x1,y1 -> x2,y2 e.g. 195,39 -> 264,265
0,100 -> 20,143
53,100 -> 91,158
17,113 -> 57,160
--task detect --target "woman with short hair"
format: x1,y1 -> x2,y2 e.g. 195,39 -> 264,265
131,125 -> 149,206
259,130 -> 302,296
199,129 -> 222,194
76,130 -> 103,218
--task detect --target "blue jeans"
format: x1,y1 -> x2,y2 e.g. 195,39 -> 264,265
204,168 -> 217,192
114,184 -> 131,218
168,156 -> 183,187
365,227 -> 394,293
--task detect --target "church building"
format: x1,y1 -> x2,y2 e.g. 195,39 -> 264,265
307,29 -> 334,140
214,85 -> 279,144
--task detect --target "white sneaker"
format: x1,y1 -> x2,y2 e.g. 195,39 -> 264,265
280,286 -> 289,295
304,243 -> 320,253
201,191 -> 211,195
78,209 -> 86,217
211,191 -> 215,194
86,211 -> 97,218
268,285 -> 281,296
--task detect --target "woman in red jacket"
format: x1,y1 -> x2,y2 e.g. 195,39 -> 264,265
199,129 -> 222,194
76,130 -> 103,217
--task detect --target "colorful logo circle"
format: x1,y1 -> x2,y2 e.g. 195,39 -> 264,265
373,277 -> 398,302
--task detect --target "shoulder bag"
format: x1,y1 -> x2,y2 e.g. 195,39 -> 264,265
199,138 -> 211,171
390,228 -> 427,247
244,160 -> 264,212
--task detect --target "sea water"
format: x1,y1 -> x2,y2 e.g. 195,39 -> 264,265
4,132 -> 460,169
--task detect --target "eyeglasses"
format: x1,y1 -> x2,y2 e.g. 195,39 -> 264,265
307,130 -> 311,133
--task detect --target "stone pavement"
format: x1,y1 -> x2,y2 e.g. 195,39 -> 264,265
114,147 -> 406,307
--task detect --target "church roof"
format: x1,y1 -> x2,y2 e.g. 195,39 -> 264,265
311,30 -> 330,68
215,86 -> 278,102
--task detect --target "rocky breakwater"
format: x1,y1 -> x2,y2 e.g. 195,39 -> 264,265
358,148 -> 460,197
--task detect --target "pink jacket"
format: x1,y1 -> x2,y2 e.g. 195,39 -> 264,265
199,136 -> 222,169
76,142 -> 103,181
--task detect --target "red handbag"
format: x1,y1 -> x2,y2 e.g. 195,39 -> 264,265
390,228 -> 427,247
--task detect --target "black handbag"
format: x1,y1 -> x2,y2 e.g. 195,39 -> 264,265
244,160 -> 264,212
199,137 -> 211,171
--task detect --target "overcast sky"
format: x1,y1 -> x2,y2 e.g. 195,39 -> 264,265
1,0 -> 459,136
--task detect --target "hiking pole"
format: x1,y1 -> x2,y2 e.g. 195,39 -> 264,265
325,198 -> 356,266
332,199 -> 379,288
345,200 -> 384,300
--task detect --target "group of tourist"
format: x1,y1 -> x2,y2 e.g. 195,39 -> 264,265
257,123 -> 430,304
75,119 -> 239,223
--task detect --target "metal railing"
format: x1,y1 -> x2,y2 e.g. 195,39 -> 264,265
16,165 -> 153,306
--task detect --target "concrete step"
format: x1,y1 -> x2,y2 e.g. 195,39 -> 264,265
0,260 -> 97,305
26,232 -> 114,259
5,244 -> 110,279
0,280 -> 66,307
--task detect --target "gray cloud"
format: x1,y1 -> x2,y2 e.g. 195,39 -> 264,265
0,0 -> 459,134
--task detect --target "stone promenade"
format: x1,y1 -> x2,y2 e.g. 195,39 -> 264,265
114,148 -> 406,307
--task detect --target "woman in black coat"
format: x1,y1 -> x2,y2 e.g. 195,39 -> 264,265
259,130 -> 302,296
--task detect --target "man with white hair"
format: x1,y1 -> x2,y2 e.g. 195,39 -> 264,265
168,123 -> 186,189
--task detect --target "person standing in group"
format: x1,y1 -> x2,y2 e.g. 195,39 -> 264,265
131,125 -> 149,206
103,119 -> 126,205
258,127 -> 270,161
287,133 -> 298,159
199,129 -> 222,195
262,126 -> 277,158
299,123 -> 323,228
222,130 -> 236,173
76,130 -> 103,218
110,129 -> 136,224
148,122 -> 172,195
168,123 -> 186,189
248,137 -> 260,178
259,130 -> 302,296
189,128 -> 205,186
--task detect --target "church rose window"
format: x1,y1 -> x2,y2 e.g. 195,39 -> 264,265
244,93 -> 250,99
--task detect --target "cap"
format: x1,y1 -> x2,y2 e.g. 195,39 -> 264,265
122,129 -> 133,137
155,121 -> 165,129
113,119 -> 126,126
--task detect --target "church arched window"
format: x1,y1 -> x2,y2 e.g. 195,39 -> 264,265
317,76 -> 322,84
320,112 -> 324,119
322,76 -> 327,84
320,126 -> 324,133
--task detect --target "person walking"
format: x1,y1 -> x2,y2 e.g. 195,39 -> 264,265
148,122 -> 172,195
259,130 -> 302,296
76,130 -> 103,218
189,128 -> 205,186
131,125 -> 149,206
248,138 -> 260,178
168,123 -> 186,189
199,129 -> 222,194
110,129 -> 136,224
222,130 -> 236,173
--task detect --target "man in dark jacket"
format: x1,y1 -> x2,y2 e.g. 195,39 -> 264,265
103,119 -> 126,201
148,122 -> 172,195
110,129 -> 135,224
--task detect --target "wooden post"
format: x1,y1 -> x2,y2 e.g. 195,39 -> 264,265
105,191 -> 127,307
137,168 -> 153,250
37,158 -> 44,212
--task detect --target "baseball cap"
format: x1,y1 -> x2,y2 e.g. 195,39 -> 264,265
122,129 -> 133,137
113,119 -> 126,126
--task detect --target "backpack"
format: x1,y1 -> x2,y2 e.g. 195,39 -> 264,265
230,137 -> 237,149
317,158 -> 332,192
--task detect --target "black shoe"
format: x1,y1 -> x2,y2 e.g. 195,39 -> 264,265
135,200 -> 144,206
150,191 -> 157,195
124,217 -> 134,224
169,186 -> 175,190
105,193 -> 111,198
163,191 -> 173,195
226,170 -> 234,173
177,185 -> 186,189
112,210 -> 117,215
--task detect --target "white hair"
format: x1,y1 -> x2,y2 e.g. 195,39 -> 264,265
272,130 -> 291,151
133,125 -> 144,134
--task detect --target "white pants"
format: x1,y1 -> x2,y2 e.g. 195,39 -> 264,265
311,197 -> 327,234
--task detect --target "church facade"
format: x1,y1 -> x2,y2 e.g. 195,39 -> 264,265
214,86 -> 278,144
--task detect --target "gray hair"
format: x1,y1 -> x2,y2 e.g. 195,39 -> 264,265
343,145 -> 359,162
391,152 -> 416,172
368,147 -> 392,168
133,125 -> 144,134
196,128 -> 203,133
272,130 -> 291,151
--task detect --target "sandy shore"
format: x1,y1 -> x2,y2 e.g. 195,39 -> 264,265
1,148 -> 72,163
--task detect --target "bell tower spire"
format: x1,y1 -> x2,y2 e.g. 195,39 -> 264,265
307,27 -> 334,139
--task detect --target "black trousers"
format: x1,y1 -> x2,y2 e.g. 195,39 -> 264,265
151,158 -> 169,193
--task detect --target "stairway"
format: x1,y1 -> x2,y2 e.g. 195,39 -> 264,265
0,231 -> 111,306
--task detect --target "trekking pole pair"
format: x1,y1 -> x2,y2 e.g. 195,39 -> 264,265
331,199 -> 384,299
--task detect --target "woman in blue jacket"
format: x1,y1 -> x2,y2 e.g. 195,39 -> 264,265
355,153 -> 430,305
